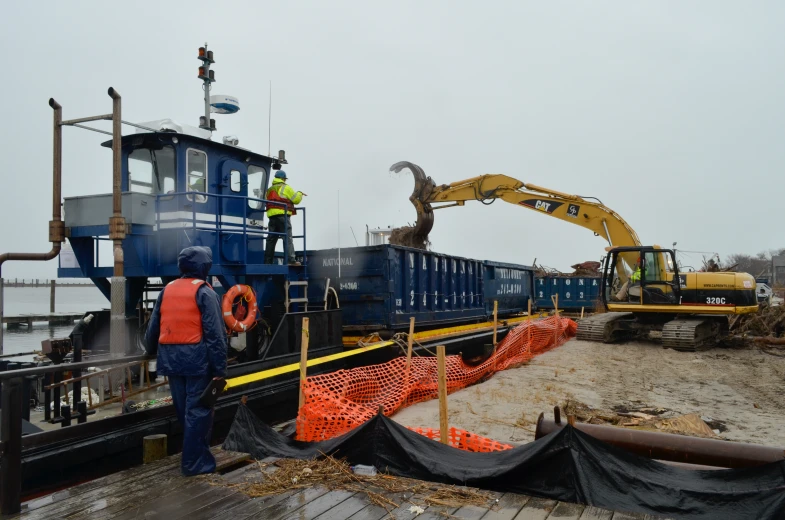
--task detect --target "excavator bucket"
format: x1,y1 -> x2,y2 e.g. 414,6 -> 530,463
389,161 -> 436,245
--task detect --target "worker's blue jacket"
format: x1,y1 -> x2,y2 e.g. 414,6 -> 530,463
144,246 -> 227,378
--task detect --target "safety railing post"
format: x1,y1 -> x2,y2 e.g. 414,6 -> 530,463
0,377 -> 23,514
301,207 -> 307,266
242,196 -> 247,265
216,195 -> 222,267
155,196 -> 160,272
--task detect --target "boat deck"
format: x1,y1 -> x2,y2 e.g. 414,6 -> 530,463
9,447 -> 666,520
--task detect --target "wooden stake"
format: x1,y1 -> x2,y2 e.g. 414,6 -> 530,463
492,300 -> 498,347
405,317 -> 415,371
580,307 -> 585,319
551,294 -> 559,343
299,317 -> 310,411
527,299 -> 532,344
437,345 -> 448,445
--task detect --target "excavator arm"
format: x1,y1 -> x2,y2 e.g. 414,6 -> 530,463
390,161 -> 643,280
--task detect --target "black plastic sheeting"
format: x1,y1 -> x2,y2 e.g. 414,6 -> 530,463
223,405 -> 785,520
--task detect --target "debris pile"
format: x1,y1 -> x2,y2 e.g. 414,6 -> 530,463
729,303 -> 785,338
389,225 -> 430,250
570,261 -> 602,276
561,400 -> 723,438
535,260 -> 602,278
222,454 -> 495,513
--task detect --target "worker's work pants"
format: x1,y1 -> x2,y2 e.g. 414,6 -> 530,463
265,215 -> 296,264
168,375 -> 216,476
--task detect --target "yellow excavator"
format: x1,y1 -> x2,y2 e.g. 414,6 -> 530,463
390,161 -> 758,351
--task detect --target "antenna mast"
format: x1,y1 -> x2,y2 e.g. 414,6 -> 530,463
197,43 -> 216,132
268,81 -> 272,156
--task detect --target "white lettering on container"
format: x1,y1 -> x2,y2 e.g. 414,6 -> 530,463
497,284 -> 523,295
322,257 -> 354,267
496,268 -> 524,280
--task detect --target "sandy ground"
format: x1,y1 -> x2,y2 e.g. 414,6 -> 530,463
391,338 -> 785,448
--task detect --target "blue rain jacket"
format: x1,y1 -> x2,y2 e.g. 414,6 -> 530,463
145,246 -> 228,378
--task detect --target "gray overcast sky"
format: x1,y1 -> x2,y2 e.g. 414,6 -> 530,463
1,1 -> 784,279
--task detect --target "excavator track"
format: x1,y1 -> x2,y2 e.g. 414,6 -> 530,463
576,312 -> 634,343
661,318 -> 727,352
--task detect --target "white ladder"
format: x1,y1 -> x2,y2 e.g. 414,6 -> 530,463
285,280 -> 309,313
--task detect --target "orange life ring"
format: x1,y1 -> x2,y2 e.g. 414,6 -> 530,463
222,284 -> 258,333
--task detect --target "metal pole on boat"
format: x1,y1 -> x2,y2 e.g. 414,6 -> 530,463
108,88 -> 127,362
0,276 -> 4,356
0,99 -> 66,354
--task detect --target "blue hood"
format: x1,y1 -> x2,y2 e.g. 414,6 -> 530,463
178,246 -> 213,280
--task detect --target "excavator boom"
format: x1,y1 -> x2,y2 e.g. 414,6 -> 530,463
391,161 -> 642,274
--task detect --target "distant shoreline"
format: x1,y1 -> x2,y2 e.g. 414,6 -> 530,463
1,280 -> 94,288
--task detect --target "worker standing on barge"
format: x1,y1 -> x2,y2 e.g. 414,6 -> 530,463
144,246 -> 227,476
264,170 -> 305,265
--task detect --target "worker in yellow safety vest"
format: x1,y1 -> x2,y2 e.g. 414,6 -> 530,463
264,170 -> 306,265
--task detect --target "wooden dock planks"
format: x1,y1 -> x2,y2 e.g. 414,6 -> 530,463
12,449 -> 670,520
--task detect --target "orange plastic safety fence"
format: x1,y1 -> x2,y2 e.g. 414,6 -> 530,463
407,426 -> 514,452
296,315 -> 577,444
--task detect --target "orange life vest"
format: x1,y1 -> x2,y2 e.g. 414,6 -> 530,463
266,184 -> 297,215
159,278 -> 211,345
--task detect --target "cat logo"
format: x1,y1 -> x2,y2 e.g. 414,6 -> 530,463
520,199 -> 564,214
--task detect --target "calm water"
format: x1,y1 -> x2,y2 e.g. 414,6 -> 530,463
2,286 -> 109,361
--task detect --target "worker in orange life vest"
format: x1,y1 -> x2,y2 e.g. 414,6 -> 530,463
264,170 -> 305,265
144,246 -> 227,476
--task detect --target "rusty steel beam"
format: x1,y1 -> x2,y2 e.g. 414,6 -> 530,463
536,408 -> 785,469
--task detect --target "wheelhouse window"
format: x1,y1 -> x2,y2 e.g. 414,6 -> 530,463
230,169 -> 241,193
128,146 -> 176,196
247,165 -> 267,210
187,149 -> 208,203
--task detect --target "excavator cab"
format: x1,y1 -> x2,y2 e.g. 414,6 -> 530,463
604,246 -> 679,306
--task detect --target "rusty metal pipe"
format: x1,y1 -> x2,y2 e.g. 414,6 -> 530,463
61,113 -> 113,125
0,98 -> 65,267
108,87 -> 124,277
536,411 -> 785,469
0,98 -> 65,354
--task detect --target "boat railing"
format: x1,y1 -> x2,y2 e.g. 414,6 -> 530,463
154,191 -> 308,268
0,354 -> 151,514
